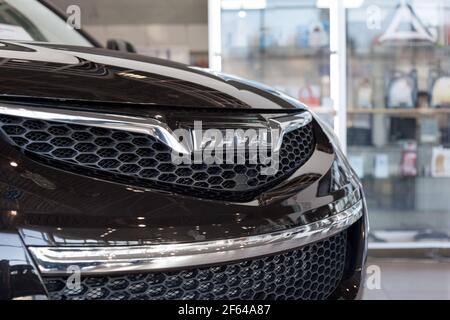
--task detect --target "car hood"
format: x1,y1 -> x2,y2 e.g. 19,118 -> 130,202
0,41 -> 305,111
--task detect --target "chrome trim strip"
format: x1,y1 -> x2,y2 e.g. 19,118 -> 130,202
29,199 -> 363,275
269,112 -> 313,152
0,104 -> 190,155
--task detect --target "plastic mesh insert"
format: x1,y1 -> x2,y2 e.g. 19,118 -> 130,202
43,232 -> 347,300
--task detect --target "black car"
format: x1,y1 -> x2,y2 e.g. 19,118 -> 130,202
0,0 -> 367,300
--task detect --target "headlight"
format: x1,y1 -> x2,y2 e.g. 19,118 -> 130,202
308,111 -> 366,220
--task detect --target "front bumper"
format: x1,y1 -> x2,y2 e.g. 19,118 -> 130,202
0,107 -> 368,300
30,197 -> 363,275
0,187 -> 367,300
0,217 -> 367,300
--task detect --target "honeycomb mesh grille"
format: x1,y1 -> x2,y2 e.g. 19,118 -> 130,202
0,114 -> 315,201
43,232 -> 347,300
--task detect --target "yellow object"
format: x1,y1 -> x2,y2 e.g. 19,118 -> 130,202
431,77 -> 450,107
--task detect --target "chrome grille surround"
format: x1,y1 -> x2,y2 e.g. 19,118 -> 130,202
0,106 -> 316,201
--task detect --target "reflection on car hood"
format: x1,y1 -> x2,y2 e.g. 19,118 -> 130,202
0,41 -> 305,111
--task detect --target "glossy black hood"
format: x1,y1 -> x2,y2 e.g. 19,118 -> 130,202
0,41 -> 305,112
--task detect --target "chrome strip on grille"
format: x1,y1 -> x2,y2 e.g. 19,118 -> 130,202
0,104 -> 190,154
29,196 -> 363,275
0,104 -> 313,155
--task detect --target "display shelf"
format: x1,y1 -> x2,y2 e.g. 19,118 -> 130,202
349,45 -> 450,59
259,47 -> 330,59
348,108 -> 450,116
358,174 -> 450,180
223,47 -> 330,60
310,107 -> 335,114
348,144 -> 441,150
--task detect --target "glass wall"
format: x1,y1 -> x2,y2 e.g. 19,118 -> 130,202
212,0 -> 450,245
346,0 -> 450,243
219,0 -> 334,125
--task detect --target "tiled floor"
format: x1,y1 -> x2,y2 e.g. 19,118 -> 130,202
362,257 -> 450,300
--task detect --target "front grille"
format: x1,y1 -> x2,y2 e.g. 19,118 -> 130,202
43,232 -> 347,300
0,114 -> 315,202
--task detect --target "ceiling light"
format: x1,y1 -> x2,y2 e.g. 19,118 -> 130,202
238,10 -> 247,18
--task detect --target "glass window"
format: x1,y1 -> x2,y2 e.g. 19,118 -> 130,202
346,0 -> 450,243
0,0 -> 92,46
220,0 -> 334,125
216,0 -> 450,245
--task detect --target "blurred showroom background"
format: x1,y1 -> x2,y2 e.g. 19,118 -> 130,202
36,0 -> 450,298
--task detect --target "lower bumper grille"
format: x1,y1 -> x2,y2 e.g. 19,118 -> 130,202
43,232 -> 347,300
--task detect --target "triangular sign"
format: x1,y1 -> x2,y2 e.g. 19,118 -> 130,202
379,0 -> 436,43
